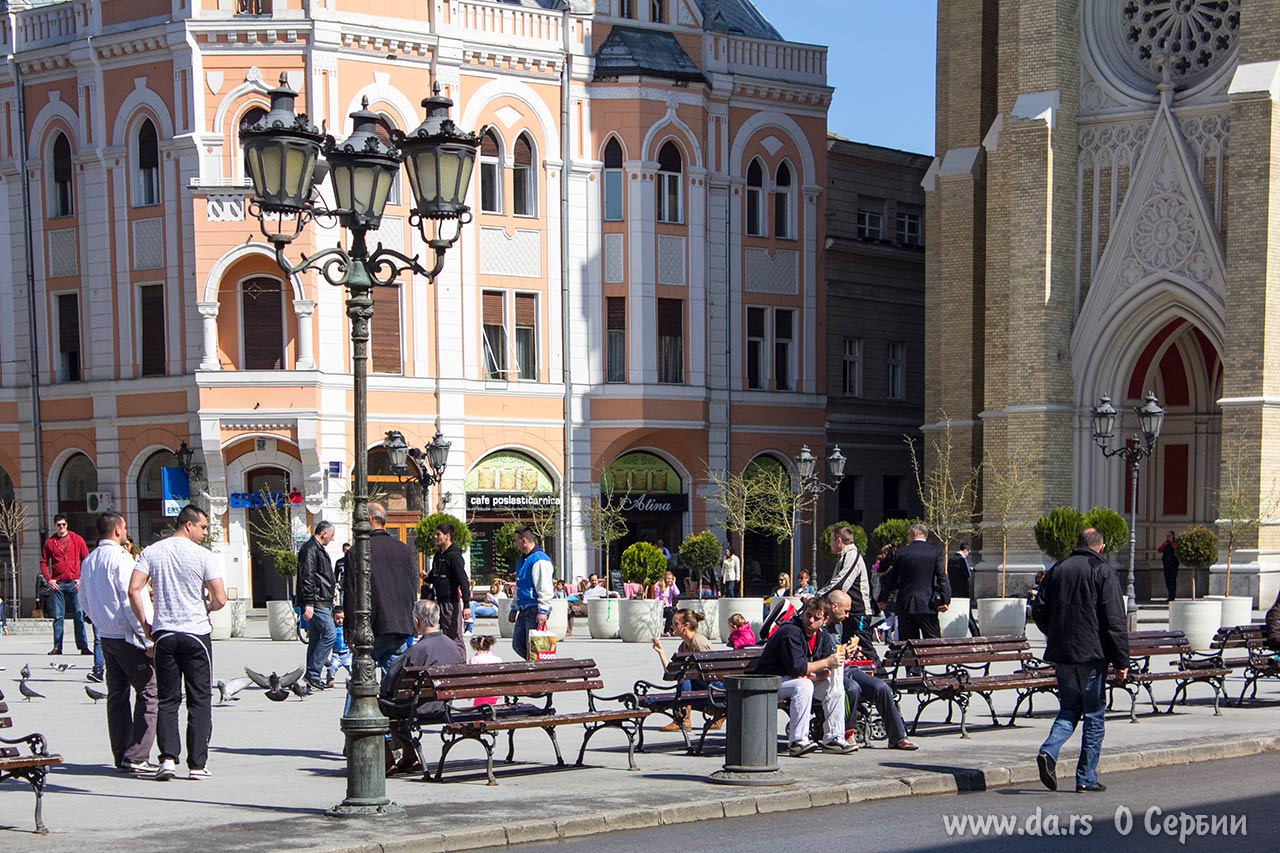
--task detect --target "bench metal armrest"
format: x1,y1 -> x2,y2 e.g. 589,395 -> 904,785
589,690 -> 640,712
0,733 -> 51,756
1179,650 -> 1225,671
631,679 -> 680,700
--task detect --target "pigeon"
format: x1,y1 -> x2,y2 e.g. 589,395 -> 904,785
49,662 -> 75,672
215,677 -> 252,705
245,666 -> 305,702
289,680 -> 311,701
85,685 -> 107,703
18,680 -> 44,702
20,663 -> 30,680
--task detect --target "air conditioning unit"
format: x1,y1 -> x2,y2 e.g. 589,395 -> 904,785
86,492 -> 114,513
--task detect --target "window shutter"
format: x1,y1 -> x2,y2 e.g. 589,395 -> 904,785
606,297 -> 626,331
658,298 -> 682,335
241,278 -> 284,370
58,293 -> 79,355
515,293 -> 536,327
371,285 -> 402,374
747,307 -> 765,338
513,135 -> 533,166
140,285 -> 165,376
482,290 -> 504,325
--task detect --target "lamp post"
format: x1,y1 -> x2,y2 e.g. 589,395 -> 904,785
383,429 -> 451,515
796,444 -> 847,586
1091,391 -> 1166,624
243,75 -> 479,818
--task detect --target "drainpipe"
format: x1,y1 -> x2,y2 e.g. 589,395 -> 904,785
9,44 -> 47,545
559,5 -> 572,581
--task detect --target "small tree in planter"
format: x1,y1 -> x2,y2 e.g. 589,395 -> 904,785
0,498 -> 28,623
1083,506 -> 1128,562
1034,507 -> 1087,563
679,531 -> 722,594
1214,443 -> 1280,596
1174,525 -> 1218,598
272,548 -> 298,584
984,453 -> 1039,597
907,420 -> 980,564
872,518 -> 917,553
581,480 -> 628,591
414,512 -> 472,558
251,489 -> 299,598
620,542 -> 668,596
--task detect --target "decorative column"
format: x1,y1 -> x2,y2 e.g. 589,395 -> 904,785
197,301 -> 221,370
293,299 -> 316,370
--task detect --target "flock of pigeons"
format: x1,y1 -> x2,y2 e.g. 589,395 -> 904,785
15,662 -> 320,704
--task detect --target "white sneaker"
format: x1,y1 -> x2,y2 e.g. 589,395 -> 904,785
787,740 -> 819,757
155,758 -> 177,781
188,767 -> 212,780
820,738 -> 859,754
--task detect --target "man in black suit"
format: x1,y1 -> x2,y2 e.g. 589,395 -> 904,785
343,502 -> 419,672
948,544 -> 981,636
879,523 -> 949,640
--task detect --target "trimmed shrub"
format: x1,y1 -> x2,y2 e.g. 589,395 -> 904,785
1034,507 -> 1087,562
872,518 -> 918,552
492,521 -> 521,572
678,531 -> 722,583
272,548 -> 298,578
414,512 -> 472,557
620,542 -> 668,589
1083,506 -> 1129,557
1175,525 -> 1218,569
822,521 -> 869,555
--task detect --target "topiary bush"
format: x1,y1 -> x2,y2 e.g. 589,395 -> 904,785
1175,525 -> 1218,569
271,548 -> 298,578
822,521 -> 869,555
1083,506 -> 1129,557
872,518 -> 917,552
492,521 -> 521,572
678,531 -> 722,585
1034,507 -> 1087,562
620,542 -> 668,590
414,512 -> 472,557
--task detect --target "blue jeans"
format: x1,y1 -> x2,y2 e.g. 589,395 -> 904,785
512,607 -> 539,661
305,606 -> 336,683
1039,661 -> 1108,787
51,581 -> 89,652
91,623 -> 104,673
372,633 -> 410,675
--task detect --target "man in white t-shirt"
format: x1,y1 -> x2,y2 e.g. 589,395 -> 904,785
129,504 -> 226,782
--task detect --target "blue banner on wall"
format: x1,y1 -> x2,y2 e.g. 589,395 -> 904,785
162,468 -> 190,517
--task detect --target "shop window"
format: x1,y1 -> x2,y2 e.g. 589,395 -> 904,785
773,161 -> 793,239
512,133 -> 536,217
746,306 -> 765,389
56,292 -> 80,383
479,130 -> 503,214
657,298 -> 683,384
603,137 -> 624,221
606,297 -> 626,383
140,284 -> 166,377
656,142 -> 682,224
482,290 -> 508,378
241,277 -> 285,370
52,133 -> 74,217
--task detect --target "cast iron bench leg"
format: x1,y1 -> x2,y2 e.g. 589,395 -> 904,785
544,725 -> 566,766
957,694 -> 971,739
505,729 -> 517,763
978,691 -> 999,727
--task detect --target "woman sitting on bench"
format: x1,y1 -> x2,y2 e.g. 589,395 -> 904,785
651,609 -> 719,732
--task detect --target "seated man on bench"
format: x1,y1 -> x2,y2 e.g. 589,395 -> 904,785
379,599 -> 465,774
825,591 -> 917,751
753,596 -> 856,756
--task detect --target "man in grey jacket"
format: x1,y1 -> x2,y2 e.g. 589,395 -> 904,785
1032,527 -> 1129,793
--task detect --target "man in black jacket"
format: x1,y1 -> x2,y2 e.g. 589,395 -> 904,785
343,503 -> 419,671
298,521 -> 336,691
879,524 -> 950,640
424,521 -> 470,657
1032,528 -> 1129,794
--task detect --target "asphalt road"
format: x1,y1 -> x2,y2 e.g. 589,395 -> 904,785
496,751 -> 1279,852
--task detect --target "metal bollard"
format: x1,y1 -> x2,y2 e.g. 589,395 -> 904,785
709,674 -> 789,785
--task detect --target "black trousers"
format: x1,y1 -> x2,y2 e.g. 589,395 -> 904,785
438,598 -> 466,659
102,637 -> 157,767
153,631 -> 213,770
1164,566 -> 1178,601
897,611 -> 941,641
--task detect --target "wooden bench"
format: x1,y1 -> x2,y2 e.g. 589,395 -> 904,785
387,658 -> 648,785
882,635 -> 1055,737
0,688 -> 62,834
1209,623 -> 1279,705
633,647 -> 760,754
1114,630 -> 1230,719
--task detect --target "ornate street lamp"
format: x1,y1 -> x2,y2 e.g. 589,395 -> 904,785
1091,391 -> 1166,622
174,441 -> 194,475
382,430 -> 451,514
796,444 -> 847,587
244,75 -> 480,818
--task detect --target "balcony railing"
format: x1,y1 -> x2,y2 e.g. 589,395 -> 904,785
709,34 -> 827,87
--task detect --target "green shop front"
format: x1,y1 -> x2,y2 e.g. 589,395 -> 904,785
465,450 -> 560,583
604,452 -> 689,590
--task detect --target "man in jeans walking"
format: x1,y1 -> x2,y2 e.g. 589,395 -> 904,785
511,526 -> 553,661
40,513 -> 91,655
1032,527 -> 1128,793
298,520 -> 336,692
128,505 -> 226,781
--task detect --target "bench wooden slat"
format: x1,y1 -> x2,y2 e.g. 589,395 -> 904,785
432,680 -> 604,701
447,709 -> 644,733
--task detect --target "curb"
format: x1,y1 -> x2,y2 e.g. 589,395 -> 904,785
327,735 -> 1280,853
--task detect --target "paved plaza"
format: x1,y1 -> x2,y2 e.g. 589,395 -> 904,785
0,612 -> 1277,852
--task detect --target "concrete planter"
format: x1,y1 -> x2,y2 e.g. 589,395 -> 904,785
976,597 -> 1027,638
587,598 -> 621,639
1206,595 -> 1254,632
227,600 -> 248,638
498,598 -> 516,639
209,603 -> 234,640
679,598 -> 720,641
717,597 -> 764,645
545,598 -> 569,639
266,600 -> 296,642
1168,599 -> 1222,650
619,598 -> 663,643
939,599 -> 971,638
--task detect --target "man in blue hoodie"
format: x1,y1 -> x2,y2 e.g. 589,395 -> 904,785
511,525 -> 554,661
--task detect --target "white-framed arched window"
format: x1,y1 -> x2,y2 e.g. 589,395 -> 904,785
236,106 -> 268,182
746,158 -> 765,237
512,132 -> 536,216
656,141 -> 682,224
134,117 -> 160,207
773,160 -> 794,239
479,129 -> 504,214
603,137 -> 625,221
51,132 -> 74,217
377,112 -> 403,206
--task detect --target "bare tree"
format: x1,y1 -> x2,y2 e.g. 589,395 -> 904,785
1214,443 -> 1280,596
983,452 -> 1039,597
0,498 -> 28,623
907,419 -> 980,561
748,465 -> 813,585
703,466 -> 767,554
580,483 -> 628,591
250,489 -> 299,596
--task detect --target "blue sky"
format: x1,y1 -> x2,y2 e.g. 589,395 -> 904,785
748,0 -> 938,155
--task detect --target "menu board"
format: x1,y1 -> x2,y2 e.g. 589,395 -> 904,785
469,529 -> 488,582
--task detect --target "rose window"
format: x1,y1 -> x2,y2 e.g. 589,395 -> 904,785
1121,0 -> 1239,82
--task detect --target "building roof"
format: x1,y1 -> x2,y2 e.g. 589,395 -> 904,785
695,0 -> 782,41
593,26 -> 707,83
